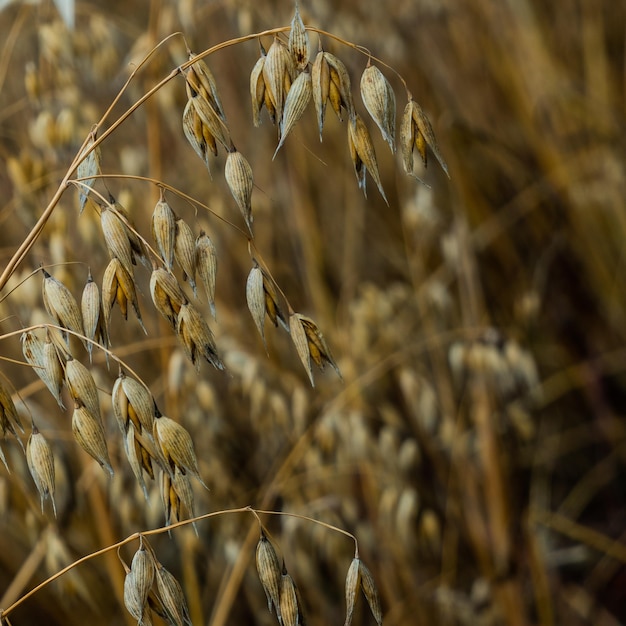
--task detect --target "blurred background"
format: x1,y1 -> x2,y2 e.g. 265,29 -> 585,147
0,0 -> 625,624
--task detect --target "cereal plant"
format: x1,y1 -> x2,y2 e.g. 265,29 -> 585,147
1,1 -> 625,625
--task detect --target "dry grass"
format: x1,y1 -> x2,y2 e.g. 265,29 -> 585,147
0,0 -> 625,625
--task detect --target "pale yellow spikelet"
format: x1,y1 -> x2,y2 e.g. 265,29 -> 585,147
122,375 -> 155,433
347,114 -> 388,204
130,540 -> 156,611
81,270 -> 101,362
246,265 -> 267,348
189,89 -> 232,153
224,149 -> 254,233
255,530 -> 282,621
101,205 -> 135,277
288,2 -> 310,71
289,313 -> 314,387
101,257 -> 146,334
344,557 -> 361,626
312,48 -> 330,140
297,313 -> 342,379
359,560 -> 383,626
76,131 -> 101,213
153,412 -> 206,488
65,357 -> 101,423
360,64 -> 396,153
151,197 -> 177,271
176,302 -> 223,371
43,336 -> 65,407
26,425 -> 56,516
274,69 -> 312,158
280,568 -> 300,626
195,231 -> 218,318
154,562 -> 191,626
124,423 -> 150,500
149,268 -> 187,329
72,401 -> 113,476
174,217 -> 197,296
186,53 -> 226,122
263,38 -> 295,128
250,48 -> 266,127
182,98 -> 212,174
42,269 -> 85,346
324,52 -> 354,120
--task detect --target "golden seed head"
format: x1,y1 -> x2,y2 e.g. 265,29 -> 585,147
288,3 -> 310,71
195,231 -> 218,318
360,64 -> 396,154
149,268 -> 187,329
42,269 -> 85,346
72,402 -> 113,476
182,98 -> 212,174
312,50 -> 330,140
246,265 -> 267,348
224,150 -> 254,233
81,272 -> 102,362
323,52 -> 355,120
263,38 -> 295,127
130,542 -> 156,610
250,51 -> 266,127
280,570 -> 300,626
100,205 -> 135,278
255,532 -> 282,620
174,217 -> 197,296
26,426 -> 56,516
154,562 -> 191,626
274,69 -> 312,158
176,302 -> 223,371
65,357 -> 101,424
344,557 -> 361,626
151,198 -> 177,271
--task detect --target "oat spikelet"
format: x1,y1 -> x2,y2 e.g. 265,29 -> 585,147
26,425 -> 56,516
176,302 -> 224,371
195,231 -> 218,318
250,46 -> 267,127
312,49 -> 330,140
297,313 -> 341,379
171,464 -> 196,523
81,270 -> 103,363
174,217 -> 197,296
324,52 -> 354,120
130,541 -> 156,612
246,265 -> 267,348
344,557 -> 360,626
153,412 -> 207,488
280,568 -> 301,626
152,197 -> 177,271
65,357 -> 101,423
224,149 -> 254,233
359,560 -> 383,626
256,530 -> 282,621
21,332 -> 64,408
400,98 -> 449,178
101,205 -> 135,278
42,269 -> 85,347
288,2 -> 310,71
112,371 -> 154,435
274,69 -> 312,158
188,88 -> 231,153
348,114 -> 388,204
289,313 -> 314,387
154,562 -> 192,626
76,131 -> 101,213
360,64 -> 396,153
182,98 -> 212,174
125,423 -> 151,500
72,401 -> 113,476
101,257 -> 146,334
150,268 -> 187,329
186,54 -> 226,119
263,38 -> 295,128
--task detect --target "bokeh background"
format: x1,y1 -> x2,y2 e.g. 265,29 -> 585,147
0,0 -> 625,624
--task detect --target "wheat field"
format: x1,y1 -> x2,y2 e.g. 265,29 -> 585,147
0,0 -> 624,624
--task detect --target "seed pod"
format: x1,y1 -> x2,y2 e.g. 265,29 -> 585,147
154,562 -> 191,626
195,231 -> 218,318
288,3 -> 309,71
72,401 -> 113,476
296,314 -> 341,378
344,558 -> 360,626
280,568 -> 300,626
101,257 -> 146,334
290,313 -> 314,387
42,337 -> 66,407
81,271 -> 101,362
153,413 -> 206,487
263,38 -> 295,127
130,541 -> 156,612
171,464 -> 196,522
125,423 -> 150,500
176,302 -> 224,371
186,54 -> 226,122
150,268 -> 187,329
224,149 -> 254,234
101,205 -> 135,277
42,269 -> 84,346
256,531 -> 282,621
76,131 -> 101,213
250,48 -> 266,127
151,198 -> 177,271
360,64 -> 396,153
274,69 -> 312,158
65,357 -> 101,423
123,568 -> 144,622
324,52 -> 354,120
246,266 -> 267,348
112,371 -> 154,435
174,217 -> 197,296
348,114 -> 388,204
312,49 -> 330,140
182,98 -> 212,174
26,425 -> 56,516
111,197 -> 150,269
189,90 -> 232,153
400,98 -> 449,178
359,560 -> 383,626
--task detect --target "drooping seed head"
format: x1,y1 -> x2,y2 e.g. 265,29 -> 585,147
65,357 -> 101,423
360,64 -> 396,154
151,198 -> 177,271
26,425 -> 56,516
42,269 -> 85,347
195,231 -> 218,318
255,531 -> 282,621
288,3 -> 310,71
72,401 -> 113,476
224,149 -> 254,234
174,217 -> 197,296
176,302 -> 223,371
274,69 -> 312,158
